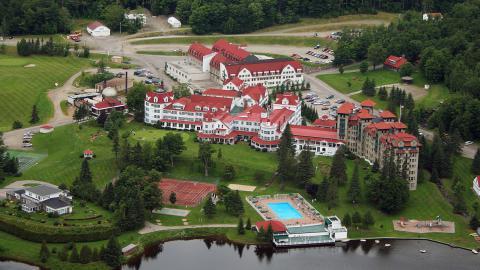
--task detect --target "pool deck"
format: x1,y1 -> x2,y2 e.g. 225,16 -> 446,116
247,194 -> 324,226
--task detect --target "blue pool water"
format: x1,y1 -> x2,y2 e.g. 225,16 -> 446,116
267,202 -> 302,220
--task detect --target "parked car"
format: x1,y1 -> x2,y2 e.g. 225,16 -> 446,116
115,72 -> 124,78
465,141 -> 474,146
326,94 -> 334,99
145,79 -> 153,84
336,99 -> 345,104
22,143 -> 33,148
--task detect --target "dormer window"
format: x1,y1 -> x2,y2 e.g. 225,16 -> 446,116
163,97 -> 169,102
282,98 -> 288,105
195,106 -> 201,111
153,97 -> 158,103
212,107 -> 217,112
203,106 -> 209,111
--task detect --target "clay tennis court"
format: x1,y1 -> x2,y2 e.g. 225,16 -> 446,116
158,178 -> 216,207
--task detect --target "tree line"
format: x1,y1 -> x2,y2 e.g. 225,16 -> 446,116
17,38 -> 89,57
0,133 -> 20,182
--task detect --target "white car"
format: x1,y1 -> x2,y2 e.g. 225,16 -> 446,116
465,141 -> 474,146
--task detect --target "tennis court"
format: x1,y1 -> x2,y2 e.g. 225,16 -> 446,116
158,178 -> 217,207
6,150 -> 47,172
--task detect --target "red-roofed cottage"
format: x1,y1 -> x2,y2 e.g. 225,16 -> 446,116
91,97 -> 127,116
384,55 -> 408,71
86,21 -> 110,37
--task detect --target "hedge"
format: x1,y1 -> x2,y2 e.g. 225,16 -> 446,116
0,213 -> 118,243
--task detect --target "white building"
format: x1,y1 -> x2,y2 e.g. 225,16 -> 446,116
86,21 -> 110,37
167,17 -> 181,28
473,176 -> 480,196
7,185 -> 73,215
125,13 -> 147,25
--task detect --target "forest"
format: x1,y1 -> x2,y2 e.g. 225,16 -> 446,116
0,0 -> 465,35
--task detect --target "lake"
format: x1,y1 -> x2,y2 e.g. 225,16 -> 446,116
124,238 -> 479,270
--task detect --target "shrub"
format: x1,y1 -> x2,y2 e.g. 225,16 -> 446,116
12,120 -> 23,129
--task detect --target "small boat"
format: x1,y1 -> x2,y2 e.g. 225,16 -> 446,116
360,239 -> 366,242
472,249 -> 478,254
419,250 -> 427,253
375,240 -> 380,244
384,243 -> 391,247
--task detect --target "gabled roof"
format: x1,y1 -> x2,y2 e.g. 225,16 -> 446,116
93,98 -> 125,110
361,99 -> 376,107
145,91 -> 174,104
232,105 -> 266,123
188,43 -> 213,60
43,197 -> 71,209
224,77 -> 244,87
255,220 -> 287,232
380,132 -> 418,147
357,109 -> 374,119
164,95 -> 233,113
84,149 -> 94,155
210,53 -> 230,69
365,121 -> 407,135
384,55 -> 408,69
225,58 -> 302,76
242,84 -> 267,103
290,125 -> 341,142
203,89 -> 239,98
274,93 -> 299,106
313,116 -> 336,128
212,39 -> 251,61
337,102 -> 355,114
380,110 -> 396,119
87,21 -> 105,31
267,108 -> 294,127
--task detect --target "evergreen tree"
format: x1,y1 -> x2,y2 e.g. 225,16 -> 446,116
223,164 -> 236,181
472,149 -> 480,175
343,213 -> 352,227
359,61 -> 368,73
79,245 -> 92,264
100,183 -> 115,209
352,211 -> 362,225
69,244 -> 80,263
363,211 -> 375,228
198,142 -> 215,177
143,182 -> 162,212
470,215 -> 480,230
347,161 -> 362,204
326,178 -> 338,209
245,218 -> 252,230
203,196 -> 216,218
237,218 -> 245,235
91,247 -> 99,262
39,241 -> 50,263
266,223 -> 273,242
112,131 -> 120,161
330,146 -> 347,185
317,176 -> 329,202
295,149 -> 315,187
58,245 -> 68,262
103,236 -> 122,268
257,226 -> 266,242
30,104 -> 40,124
71,159 -> 99,202
217,148 -> 222,159
224,190 -> 244,216
169,192 -> 177,204
277,124 -> 296,187
453,181 -> 468,214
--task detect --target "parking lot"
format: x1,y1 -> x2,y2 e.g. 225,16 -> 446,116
290,46 -> 335,65
303,91 -> 354,119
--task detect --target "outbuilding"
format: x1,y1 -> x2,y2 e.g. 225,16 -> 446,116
87,21 -> 111,37
83,149 -> 94,159
39,125 -> 54,134
167,17 -> 181,28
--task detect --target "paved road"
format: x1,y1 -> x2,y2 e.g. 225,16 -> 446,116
139,221 -> 236,234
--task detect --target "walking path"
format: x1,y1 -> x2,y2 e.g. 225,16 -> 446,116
139,222 -> 236,235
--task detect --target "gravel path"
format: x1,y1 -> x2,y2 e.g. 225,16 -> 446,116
139,221 -> 237,234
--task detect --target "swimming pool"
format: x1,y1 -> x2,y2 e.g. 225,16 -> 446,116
267,202 -> 303,220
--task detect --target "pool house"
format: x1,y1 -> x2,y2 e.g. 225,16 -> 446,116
249,194 -> 347,247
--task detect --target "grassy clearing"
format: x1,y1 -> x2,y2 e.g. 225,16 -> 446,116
0,53 -> 91,131
412,73 -> 452,109
136,50 -> 184,56
60,100 -> 69,116
350,92 -> 388,110
317,69 -> 400,94
131,36 -> 337,48
255,12 -> 398,33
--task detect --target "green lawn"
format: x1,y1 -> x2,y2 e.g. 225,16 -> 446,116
0,53 -> 90,131
3,122 -> 118,189
412,73 -> 452,109
350,92 -> 389,110
317,69 -> 401,94
131,36 -> 336,48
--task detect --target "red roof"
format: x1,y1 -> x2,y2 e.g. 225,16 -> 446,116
380,110 -> 396,119
203,89 -> 239,98
242,84 -> 267,103
476,176 -> 480,188
255,220 -> 287,232
83,149 -> 94,155
40,125 -> 54,129
267,108 -> 294,127
212,39 -> 251,61
232,105 -> 266,123
145,91 -> 174,104
188,43 -> 212,61
275,93 -> 299,106
87,21 -> 104,31
380,132 -> 418,147
290,125 -> 342,143
224,77 -> 244,87
210,53 -> 230,70
93,98 -> 125,110
361,99 -> 376,107
165,95 -> 233,113
313,116 -> 336,129
384,55 -> 408,70
251,136 -> 280,146
337,102 -> 355,114
366,121 -> 407,136
225,59 -> 302,77
357,109 -> 374,119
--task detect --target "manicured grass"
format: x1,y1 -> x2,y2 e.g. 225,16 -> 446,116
317,69 -> 401,94
412,73 -> 452,109
0,53 -> 91,131
350,92 -> 388,110
256,12 -> 398,33
131,36 -> 337,48
60,100 -> 69,116
136,50 -> 184,56
3,122 -> 118,189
